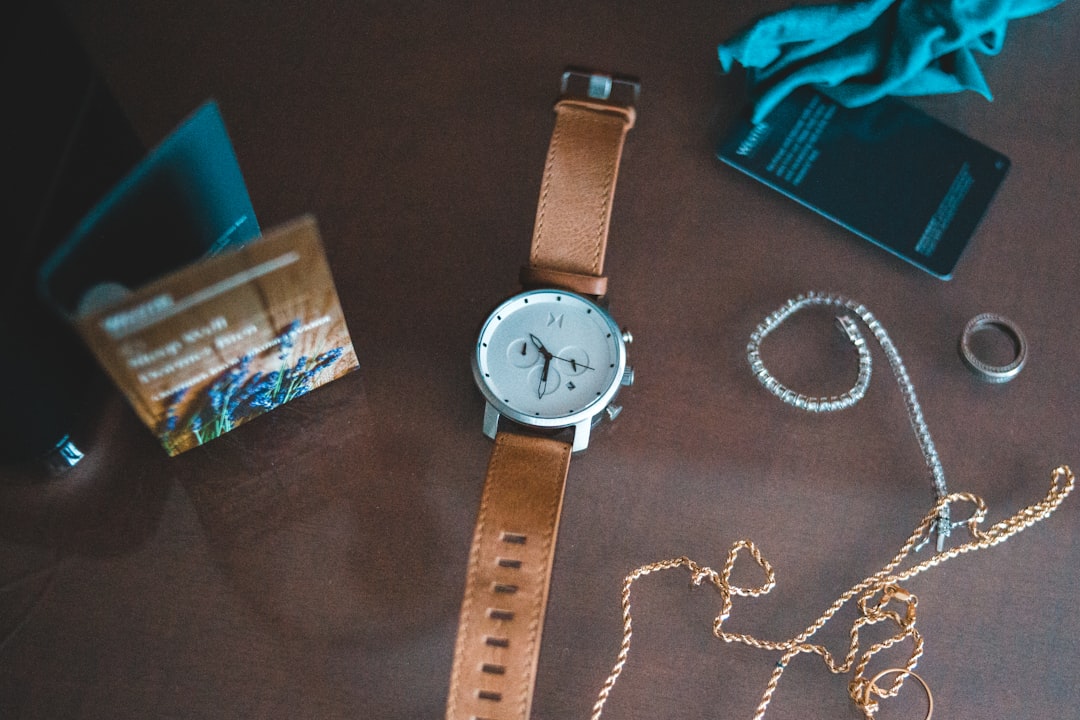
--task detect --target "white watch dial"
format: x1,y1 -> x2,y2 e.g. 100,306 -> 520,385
473,289 -> 625,428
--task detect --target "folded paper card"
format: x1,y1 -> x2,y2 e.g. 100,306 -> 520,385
39,101 -> 262,313
39,101 -> 358,454
65,216 -> 358,455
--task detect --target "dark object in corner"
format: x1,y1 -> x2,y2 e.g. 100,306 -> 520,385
1,1 -> 143,467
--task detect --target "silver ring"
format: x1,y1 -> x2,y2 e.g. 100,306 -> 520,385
959,313 -> 1027,383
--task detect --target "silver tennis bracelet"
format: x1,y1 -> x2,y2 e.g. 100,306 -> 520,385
746,291 -> 952,550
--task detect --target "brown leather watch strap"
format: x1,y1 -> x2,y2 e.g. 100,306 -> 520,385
450,71 -> 637,720
523,97 -> 636,296
446,432 -> 572,720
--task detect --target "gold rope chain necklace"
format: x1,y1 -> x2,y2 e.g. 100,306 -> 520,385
590,293 -> 1074,720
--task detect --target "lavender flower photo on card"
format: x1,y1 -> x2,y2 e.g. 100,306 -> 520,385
67,216 -> 359,456
159,318 -> 349,455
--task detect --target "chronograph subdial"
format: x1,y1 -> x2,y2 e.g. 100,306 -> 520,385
507,337 -> 542,368
555,346 -> 591,375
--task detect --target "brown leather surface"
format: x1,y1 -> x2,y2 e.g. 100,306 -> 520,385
519,265 -> 609,299
527,99 -> 634,290
3,2 -> 1080,719
446,432 -> 571,720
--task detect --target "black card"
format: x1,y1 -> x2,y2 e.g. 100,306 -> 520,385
717,87 -> 1009,279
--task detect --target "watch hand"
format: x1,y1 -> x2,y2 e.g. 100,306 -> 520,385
529,333 -> 552,358
551,354 -> 594,371
529,334 -> 593,371
538,355 -> 552,399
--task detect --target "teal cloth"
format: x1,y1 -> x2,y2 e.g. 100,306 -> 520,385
718,0 -> 1066,122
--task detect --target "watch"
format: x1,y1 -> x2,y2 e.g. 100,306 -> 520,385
446,69 -> 638,720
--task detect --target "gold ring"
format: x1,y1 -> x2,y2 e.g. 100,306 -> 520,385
863,668 -> 933,720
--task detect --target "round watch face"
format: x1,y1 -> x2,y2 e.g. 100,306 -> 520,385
473,289 -> 626,429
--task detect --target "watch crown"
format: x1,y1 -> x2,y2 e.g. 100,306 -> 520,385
621,365 -> 635,387
605,404 -> 623,422
621,328 -> 633,345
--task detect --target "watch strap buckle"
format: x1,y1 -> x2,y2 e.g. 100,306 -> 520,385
560,68 -> 640,109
